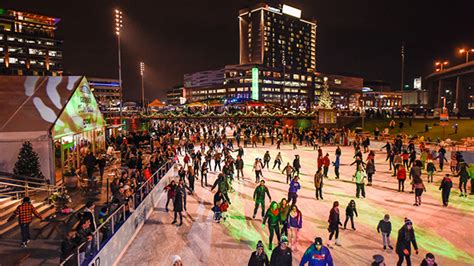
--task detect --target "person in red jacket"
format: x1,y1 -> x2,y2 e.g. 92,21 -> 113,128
322,154 -> 330,178
397,166 -> 407,192
164,180 -> 177,212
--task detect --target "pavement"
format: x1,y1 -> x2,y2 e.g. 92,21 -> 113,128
119,142 -> 474,266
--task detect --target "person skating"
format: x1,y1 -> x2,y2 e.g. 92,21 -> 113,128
327,201 -> 342,247
397,165 -> 407,192
263,151 -> 271,169
412,175 -> 426,206
262,201 -> 281,250
8,196 -> 43,247
457,160 -> 470,197
321,153 -> 330,178
164,183 -> 177,212
293,155 -> 301,177
201,161 -> 209,186
235,155 -> 244,180
395,218 -> 418,266
426,159 -> 436,183
269,236 -> 292,266
366,160 -> 376,186
172,179 -> 187,226
354,166 -> 366,198
439,174 -> 453,206
187,166 -> 198,194
253,158 -> 264,183
314,168 -> 324,200
282,163 -> 295,184
343,200 -> 358,230
376,214 -> 393,250
288,176 -> 301,205
212,173 -> 231,204
288,205 -> 302,251
333,153 -> 340,179
253,180 -> 272,219
420,253 -> 438,266
273,152 -> 282,170
299,237 -> 333,266
279,198 -> 291,237
248,240 -> 270,266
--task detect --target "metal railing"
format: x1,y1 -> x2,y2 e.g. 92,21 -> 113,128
60,160 -> 174,266
0,176 -> 59,199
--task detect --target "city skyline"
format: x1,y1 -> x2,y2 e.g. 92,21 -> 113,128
3,0 -> 474,101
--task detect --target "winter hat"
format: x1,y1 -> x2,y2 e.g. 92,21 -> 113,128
373,254 -> 384,263
314,237 -> 323,245
256,240 -> 264,249
280,235 -> 289,244
172,255 -> 182,264
404,218 -> 412,226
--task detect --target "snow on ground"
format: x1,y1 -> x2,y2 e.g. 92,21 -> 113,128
119,142 -> 474,266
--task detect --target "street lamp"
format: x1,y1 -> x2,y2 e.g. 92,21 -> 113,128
115,9 -> 123,123
459,48 -> 474,63
435,60 -> 448,72
140,62 -> 145,112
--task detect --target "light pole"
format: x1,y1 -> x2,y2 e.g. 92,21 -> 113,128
435,60 -> 448,72
400,44 -> 405,108
115,9 -> 123,124
459,48 -> 474,63
140,62 -> 145,113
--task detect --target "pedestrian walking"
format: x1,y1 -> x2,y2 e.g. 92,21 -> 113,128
327,201 -> 342,247
343,200 -> 358,230
376,214 -> 393,250
395,218 -> 418,266
8,197 -> 43,247
299,237 -> 333,266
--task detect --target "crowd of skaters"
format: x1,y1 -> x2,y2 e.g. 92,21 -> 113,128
140,118 -> 470,266
10,118 -> 466,265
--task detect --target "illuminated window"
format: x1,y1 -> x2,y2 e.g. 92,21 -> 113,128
0,47 -> 3,52
334,79 -> 342,84
9,57 -> 18,64
0,58 -> 4,63
293,74 -> 300,80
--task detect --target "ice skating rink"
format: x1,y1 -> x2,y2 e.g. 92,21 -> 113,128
119,143 -> 474,265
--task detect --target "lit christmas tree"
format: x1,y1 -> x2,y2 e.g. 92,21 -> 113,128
318,77 -> 333,109
13,141 -> 44,178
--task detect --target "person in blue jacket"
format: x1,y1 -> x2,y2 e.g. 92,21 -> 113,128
287,176 -> 301,206
300,237 -> 333,266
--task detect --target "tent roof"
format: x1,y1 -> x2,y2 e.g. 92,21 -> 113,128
0,76 -> 84,132
149,99 -> 165,107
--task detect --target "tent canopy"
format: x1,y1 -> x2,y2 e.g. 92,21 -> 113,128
149,99 -> 165,108
0,76 -> 84,133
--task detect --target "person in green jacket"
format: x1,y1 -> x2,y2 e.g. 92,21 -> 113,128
253,180 -> 271,219
353,166 -> 366,198
262,201 -> 280,250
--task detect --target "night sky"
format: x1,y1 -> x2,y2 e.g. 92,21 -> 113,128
4,0 -> 474,101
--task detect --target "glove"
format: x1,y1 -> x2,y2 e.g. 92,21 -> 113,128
415,249 -> 419,255
262,224 -> 265,229
403,249 -> 409,255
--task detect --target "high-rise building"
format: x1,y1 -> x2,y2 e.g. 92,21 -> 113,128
0,8 -> 63,76
239,3 -> 317,72
88,77 -> 121,114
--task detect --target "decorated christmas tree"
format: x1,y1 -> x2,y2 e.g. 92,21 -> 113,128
13,141 -> 44,178
318,77 -> 333,109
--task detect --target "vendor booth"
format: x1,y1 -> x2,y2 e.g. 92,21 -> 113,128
0,76 -> 105,184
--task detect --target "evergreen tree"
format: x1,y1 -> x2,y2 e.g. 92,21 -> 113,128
13,141 -> 44,178
318,78 -> 333,109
